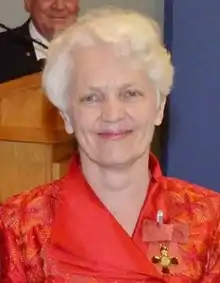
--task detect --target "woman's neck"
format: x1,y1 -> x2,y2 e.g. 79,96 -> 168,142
79,151 -> 151,235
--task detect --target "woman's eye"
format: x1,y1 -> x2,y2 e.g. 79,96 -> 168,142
127,90 -> 138,97
123,90 -> 143,99
81,93 -> 100,104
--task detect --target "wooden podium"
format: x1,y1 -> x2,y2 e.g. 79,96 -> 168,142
0,73 -> 75,202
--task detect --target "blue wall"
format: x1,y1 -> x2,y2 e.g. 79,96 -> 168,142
163,0 -> 220,191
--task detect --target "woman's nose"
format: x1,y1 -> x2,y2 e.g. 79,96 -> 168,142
101,99 -> 125,123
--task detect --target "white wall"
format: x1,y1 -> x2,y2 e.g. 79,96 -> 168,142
0,0 -> 28,30
80,0 -> 164,25
0,0 -> 164,32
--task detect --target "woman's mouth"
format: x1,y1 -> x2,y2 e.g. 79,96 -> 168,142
97,130 -> 133,140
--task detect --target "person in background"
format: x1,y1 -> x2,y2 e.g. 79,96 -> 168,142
1,7 -> 220,283
0,0 -> 79,84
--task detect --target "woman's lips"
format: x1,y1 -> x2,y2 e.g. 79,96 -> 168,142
97,130 -> 133,140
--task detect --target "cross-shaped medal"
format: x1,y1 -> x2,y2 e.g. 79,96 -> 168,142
152,245 -> 178,274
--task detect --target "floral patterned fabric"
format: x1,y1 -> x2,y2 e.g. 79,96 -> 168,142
1,154 -> 220,282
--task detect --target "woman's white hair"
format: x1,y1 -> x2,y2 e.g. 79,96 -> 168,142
42,6 -> 174,114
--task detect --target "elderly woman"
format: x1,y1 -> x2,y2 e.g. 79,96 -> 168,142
1,7 -> 220,283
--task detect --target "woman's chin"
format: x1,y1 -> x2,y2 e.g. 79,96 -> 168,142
91,152 -> 144,169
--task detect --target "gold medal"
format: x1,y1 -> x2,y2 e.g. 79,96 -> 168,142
152,245 -> 178,274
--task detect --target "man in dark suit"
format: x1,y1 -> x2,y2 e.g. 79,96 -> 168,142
0,0 -> 79,84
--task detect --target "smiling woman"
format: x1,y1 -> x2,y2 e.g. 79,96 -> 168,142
1,6 -> 220,283
59,43 -> 164,167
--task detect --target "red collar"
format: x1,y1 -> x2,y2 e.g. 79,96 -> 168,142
45,153 -> 166,281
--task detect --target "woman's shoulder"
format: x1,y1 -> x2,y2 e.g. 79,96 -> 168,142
1,179 -> 62,231
161,176 -> 220,213
164,176 -> 220,196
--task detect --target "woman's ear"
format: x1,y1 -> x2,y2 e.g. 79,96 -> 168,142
59,111 -> 74,134
154,95 -> 167,126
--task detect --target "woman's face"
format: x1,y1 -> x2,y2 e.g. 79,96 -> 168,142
67,45 -> 166,167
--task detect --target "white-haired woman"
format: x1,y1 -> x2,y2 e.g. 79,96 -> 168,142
1,7 -> 220,283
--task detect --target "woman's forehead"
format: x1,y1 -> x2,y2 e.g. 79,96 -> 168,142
73,41 -> 142,66
73,45 -> 148,82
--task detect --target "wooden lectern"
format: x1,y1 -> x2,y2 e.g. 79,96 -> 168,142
0,73 -> 75,202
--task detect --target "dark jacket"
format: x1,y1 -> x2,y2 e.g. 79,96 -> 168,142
0,21 -> 41,84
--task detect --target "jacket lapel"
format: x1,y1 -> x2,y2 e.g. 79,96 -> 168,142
46,157 -> 162,281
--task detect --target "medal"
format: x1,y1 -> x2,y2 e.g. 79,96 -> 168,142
152,244 -> 178,274
151,210 -> 178,273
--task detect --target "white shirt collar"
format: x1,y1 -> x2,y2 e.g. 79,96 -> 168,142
29,21 -> 49,60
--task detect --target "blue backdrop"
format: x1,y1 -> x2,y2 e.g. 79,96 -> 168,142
163,0 -> 220,191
